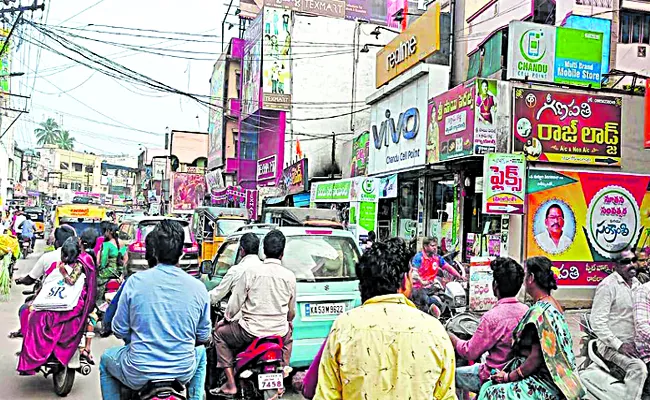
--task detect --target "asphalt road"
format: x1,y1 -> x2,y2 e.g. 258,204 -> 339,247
0,242 -> 586,399
0,241 -> 304,400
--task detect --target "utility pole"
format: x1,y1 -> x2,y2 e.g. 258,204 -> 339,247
330,132 -> 336,179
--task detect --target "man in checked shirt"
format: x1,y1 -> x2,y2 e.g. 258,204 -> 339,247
634,265 -> 650,400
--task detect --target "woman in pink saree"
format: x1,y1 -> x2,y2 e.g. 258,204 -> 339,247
17,237 -> 97,375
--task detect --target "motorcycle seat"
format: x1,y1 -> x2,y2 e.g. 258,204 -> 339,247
235,336 -> 284,372
138,379 -> 186,400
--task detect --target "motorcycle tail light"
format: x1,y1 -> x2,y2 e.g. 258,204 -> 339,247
260,348 -> 282,363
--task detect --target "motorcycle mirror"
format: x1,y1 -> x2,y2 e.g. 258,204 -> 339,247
200,260 -> 214,277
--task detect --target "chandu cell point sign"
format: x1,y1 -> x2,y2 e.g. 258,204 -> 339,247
507,21 -> 604,89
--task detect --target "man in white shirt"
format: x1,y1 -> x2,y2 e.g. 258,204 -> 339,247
211,230 -> 296,397
12,211 -> 26,236
534,204 -> 573,254
209,233 -> 261,306
15,225 -> 76,285
591,249 -> 647,400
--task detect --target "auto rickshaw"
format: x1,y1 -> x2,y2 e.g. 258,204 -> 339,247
54,204 -> 108,235
24,207 -> 46,238
191,207 -> 249,264
262,207 -> 344,229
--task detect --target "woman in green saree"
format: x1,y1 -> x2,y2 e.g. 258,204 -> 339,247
478,256 -> 584,400
96,223 -> 127,308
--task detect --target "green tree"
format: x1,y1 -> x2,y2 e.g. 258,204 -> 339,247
34,118 -> 61,146
56,130 -> 75,150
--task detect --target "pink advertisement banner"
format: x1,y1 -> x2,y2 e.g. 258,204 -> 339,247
171,173 -> 206,213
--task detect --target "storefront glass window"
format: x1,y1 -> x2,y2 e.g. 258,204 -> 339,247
428,179 -> 456,254
398,180 -> 418,240
465,176 -> 504,260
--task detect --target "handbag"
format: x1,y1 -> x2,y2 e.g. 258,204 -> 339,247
32,262 -> 85,312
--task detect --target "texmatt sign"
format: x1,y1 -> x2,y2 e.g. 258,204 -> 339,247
368,77 -> 428,175
507,21 -> 604,89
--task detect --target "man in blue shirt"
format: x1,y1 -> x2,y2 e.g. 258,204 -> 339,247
99,220 -> 211,400
20,214 -> 36,250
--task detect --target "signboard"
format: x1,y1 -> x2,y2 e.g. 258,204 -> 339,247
312,177 -> 379,202
375,2 -> 441,88
507,21 -> 604,88
257,154 -> 278,182
208,58 -> 226,169
262,7 -> 292,110
205,169 -> 224,192
368,76 -> 428,175
171,173 -> 206,213
280,158 -> 308,195
526,169 -> 650,286
482,153 -> 526,214
469,257 -> 498,312
513,87 -> 622,166
242,13 -> 263,118
263,0 -> 345,18
427,82 -> 475,162
379,174 -> 398,198
351,131 -> 369,177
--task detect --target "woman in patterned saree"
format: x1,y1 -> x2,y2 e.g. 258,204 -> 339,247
478,256 -> 584,400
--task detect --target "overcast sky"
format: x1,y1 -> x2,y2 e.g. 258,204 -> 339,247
12,0 -> 235,155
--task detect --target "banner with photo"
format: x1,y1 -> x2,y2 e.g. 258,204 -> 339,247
262,7 -> 292,110
242,13 -> 263,118
526,168 -> 650,286
171,173 -> 206,213
208,59 -> 226,169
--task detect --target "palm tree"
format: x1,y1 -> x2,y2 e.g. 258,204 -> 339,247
56,130 -> 75,150
34,118 -> 61,146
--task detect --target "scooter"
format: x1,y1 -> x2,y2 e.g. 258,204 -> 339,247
578,313 -> 626,400
206,301 -> 285,400
119,379 -> 187,400
19,280 -> 93,397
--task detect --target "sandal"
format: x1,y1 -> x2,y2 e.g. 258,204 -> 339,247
208,387 -> 236,398
80,349 -> 95,365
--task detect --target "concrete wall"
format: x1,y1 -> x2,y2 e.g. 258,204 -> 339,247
288,15 -> 397,179
226,58 -> 241,101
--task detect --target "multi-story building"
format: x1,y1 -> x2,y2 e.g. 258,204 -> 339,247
38,146 -> 103,201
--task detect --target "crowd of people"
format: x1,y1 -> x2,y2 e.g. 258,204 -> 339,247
7,216 -> 650,400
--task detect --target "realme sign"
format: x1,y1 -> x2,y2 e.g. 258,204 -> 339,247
376,2 -> 441,88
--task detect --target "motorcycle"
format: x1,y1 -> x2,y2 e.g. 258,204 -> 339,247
422,250 -> 469,321
21,236 -> 32,258
19,280 -> 93,397
119,379 -> 187,400
446,312 -> 481,400
578,313 -> 626,400
206,301 -> 285,400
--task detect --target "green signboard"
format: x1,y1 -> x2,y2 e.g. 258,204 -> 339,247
359,202 -> 376,232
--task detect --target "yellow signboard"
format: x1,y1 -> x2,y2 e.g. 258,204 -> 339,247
375,2 -> 441,88
55,205 -> 107,225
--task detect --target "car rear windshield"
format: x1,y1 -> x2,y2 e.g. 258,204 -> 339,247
140,221 -> 192,243
282,235 -> 359,281
217,219 -> 247,236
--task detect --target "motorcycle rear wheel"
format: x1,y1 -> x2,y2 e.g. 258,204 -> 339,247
53,366 -> 76,397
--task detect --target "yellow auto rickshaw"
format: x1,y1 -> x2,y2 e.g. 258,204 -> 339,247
192,207 -> 249,264
24,207 -> 46,238
54,204 -> 108,235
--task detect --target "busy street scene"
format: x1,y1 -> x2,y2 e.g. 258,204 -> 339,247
0,0 -> 650,399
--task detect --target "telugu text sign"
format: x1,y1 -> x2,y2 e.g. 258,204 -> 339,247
526,169 -> 650,286
427,82 -> 475,163
513,87 -> 622,166
482,153 -> 526,215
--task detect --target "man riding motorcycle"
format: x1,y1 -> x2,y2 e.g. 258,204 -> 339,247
211,229 -> 296,397
99,220 -> 211,400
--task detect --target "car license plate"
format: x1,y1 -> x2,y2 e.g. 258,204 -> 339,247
258,373 -> 284,390
304,302 -> 345,316
456,307 -> 466,313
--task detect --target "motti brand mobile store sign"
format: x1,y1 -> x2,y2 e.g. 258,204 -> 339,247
368,76 -> 428,175
507,21 -> 604,89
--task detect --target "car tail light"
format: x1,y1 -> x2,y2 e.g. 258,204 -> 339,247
129,241 -> 146,253
305,230 -> 332,235
184,242 -> 199,253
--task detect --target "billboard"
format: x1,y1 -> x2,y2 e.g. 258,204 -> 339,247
427,79 -> 499,163
208,58 -> 226,169
262,7 -> 292,110
563,15 -> 611,79
346,0 -> 402,29
482,153 -> 526,214
280,158 -> 308,195
242,13 -> 263,118
171,173 -> 206,213
0,28 -> 11,94
375,2 -> 441,88
368,76 -> 428,175
351,131 -> 369,177
526,169 -> 650,287
512,87 -> 622,166
263,0 -> 345,18
507,21 -> 604,88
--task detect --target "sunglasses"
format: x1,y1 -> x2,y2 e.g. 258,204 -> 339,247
620,258 -> 638,265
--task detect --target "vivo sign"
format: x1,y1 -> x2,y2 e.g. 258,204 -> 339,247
372,108 -> 420,150
368,77 -> 428,175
